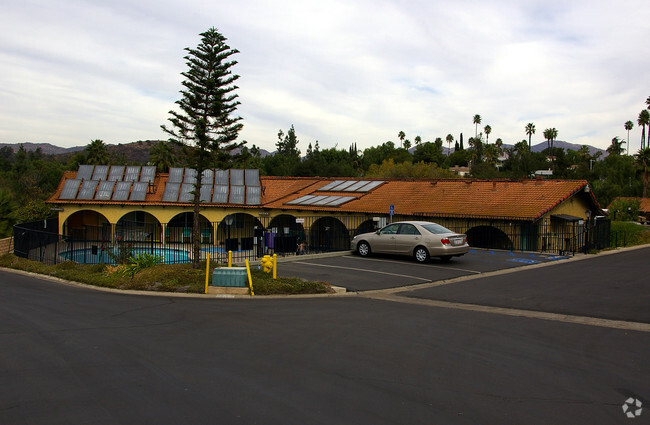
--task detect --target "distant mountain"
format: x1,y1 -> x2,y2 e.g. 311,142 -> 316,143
0,142 -> 84,155
0,140 -> 272,163
530,140 -> 605,157
432,140 -> 606,157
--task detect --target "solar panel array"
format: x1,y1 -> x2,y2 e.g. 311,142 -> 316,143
319,180 -> 384,192
161,168 -> 262,205
287,194 -> 356,207
281,179 -> 384,208
61,164 -> 156,201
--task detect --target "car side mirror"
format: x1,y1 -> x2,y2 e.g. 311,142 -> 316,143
375,230 -> 381,235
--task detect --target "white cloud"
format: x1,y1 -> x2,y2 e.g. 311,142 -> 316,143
1,0 -> 649,153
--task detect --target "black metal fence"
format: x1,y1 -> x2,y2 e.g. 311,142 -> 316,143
12,214 -> 626,266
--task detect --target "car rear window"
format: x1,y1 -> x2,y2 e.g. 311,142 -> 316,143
421,223 -> 453,234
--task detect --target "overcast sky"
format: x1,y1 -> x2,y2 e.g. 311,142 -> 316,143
1,0 -> 649,153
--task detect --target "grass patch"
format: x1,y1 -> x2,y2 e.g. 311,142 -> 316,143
0,254 -> 332,295
609,221 -> 650,247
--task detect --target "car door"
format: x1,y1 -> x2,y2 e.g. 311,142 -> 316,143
371,223 -> 400,253
394,223 -> 422,254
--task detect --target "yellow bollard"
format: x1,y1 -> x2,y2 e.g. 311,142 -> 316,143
272,254 -> 277,280
228,250 -> 232,267
204,253 -> 210,294
245,259 -> 254,296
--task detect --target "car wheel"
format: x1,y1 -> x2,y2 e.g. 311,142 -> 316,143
357,241 -> 371,257
439,255 -> 452,262
413,246 -> 430,263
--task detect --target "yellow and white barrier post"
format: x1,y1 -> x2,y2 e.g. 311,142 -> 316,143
204,253 -> 210,294
245,259 -> 254,296
273,254 -> 277,280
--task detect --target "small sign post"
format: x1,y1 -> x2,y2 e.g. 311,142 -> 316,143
389,204 -> 394,223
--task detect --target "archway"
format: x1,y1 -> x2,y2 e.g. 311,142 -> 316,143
354,218 -> 380,236
167,212 -> 212,243
216,213 -> 265,252
63,210 -> 110,241
309,217 -> 350,252
269,214 -> 306,254
466,225 -> 513,250
116,211 -> 162,242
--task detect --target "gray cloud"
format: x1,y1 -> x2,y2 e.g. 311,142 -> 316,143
1,0 -> 649,152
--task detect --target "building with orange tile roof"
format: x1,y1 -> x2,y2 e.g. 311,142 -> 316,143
46,166 -> 604,257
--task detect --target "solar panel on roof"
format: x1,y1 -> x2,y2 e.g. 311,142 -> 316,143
112,181 -> 132,201
91,165 -> 109,181
130,182 -> 148,201
183,168 -> 197,184
357,180 -> 384,192
124,166 -> 141,181
312,196 -> 342,205
201,169 -> 214,185
344,180 -> 371,192
140,166 -> 156,183
319,180 -> 344,191
230,169 -> 244,186
108,165 -> 125,181
229,185 -> 245,204
287,195 -> 317,205
246,186 -> 261,205
329,180 -> 357,191
76,165 -> 94,180
95,181 -> 115,200
179,183 -> 195,202
299,195 -> 330,205
200,184 -> 212,203
325,196 -> 355,206
162,182 -> 180,202
60,179 -> 82,200
245,169 -> 260,186
169,167 -> 184,183
77,180 -> 99,200
212,185 -> 228,203
215,169 -> 229,185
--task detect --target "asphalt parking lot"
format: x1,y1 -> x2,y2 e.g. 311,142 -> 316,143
277,248 -> 571,291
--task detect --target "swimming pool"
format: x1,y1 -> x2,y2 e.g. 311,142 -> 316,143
60,247 -> 192,265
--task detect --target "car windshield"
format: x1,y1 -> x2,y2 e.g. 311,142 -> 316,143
421,223 -> 454,235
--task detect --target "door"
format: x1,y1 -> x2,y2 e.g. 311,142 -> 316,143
394,223 -> 422,254
372,223 -> 400,253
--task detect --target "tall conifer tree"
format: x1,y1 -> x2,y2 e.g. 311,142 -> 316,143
162,27 -> 243,268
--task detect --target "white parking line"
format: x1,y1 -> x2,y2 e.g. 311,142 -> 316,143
340,255 -> 483,274
291,261 -> 432,282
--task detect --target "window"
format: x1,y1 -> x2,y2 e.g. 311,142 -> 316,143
380,224 -> 399,235
422,223 -> 453,234
398,224 -> 420,235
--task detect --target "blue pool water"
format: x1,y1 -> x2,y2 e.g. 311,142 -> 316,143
60,247 -> 191,265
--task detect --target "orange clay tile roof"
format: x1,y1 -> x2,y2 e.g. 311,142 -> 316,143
47,170 -> 602,221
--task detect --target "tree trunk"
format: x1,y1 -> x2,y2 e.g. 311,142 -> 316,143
192,171 -> 203,269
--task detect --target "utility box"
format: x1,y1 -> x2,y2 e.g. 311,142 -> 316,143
212,267 -> 248,287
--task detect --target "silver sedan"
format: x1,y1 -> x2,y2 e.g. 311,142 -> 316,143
351,221 -> 469,263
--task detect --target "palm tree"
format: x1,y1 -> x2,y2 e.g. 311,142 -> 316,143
414,135 -> 422,145
635,147 -> 650,197
606,136 -> 625,156
445,134 -> 454,156
484,125 -> 491,144
525,123 -> 536,150
398,131 -> 406,148
85,139 -> 109,165
638,110 -> 650,150
624,121 -> 634,155
543,128 -> 558,171
149,141 -> 177,172
473,115 -> 481,138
